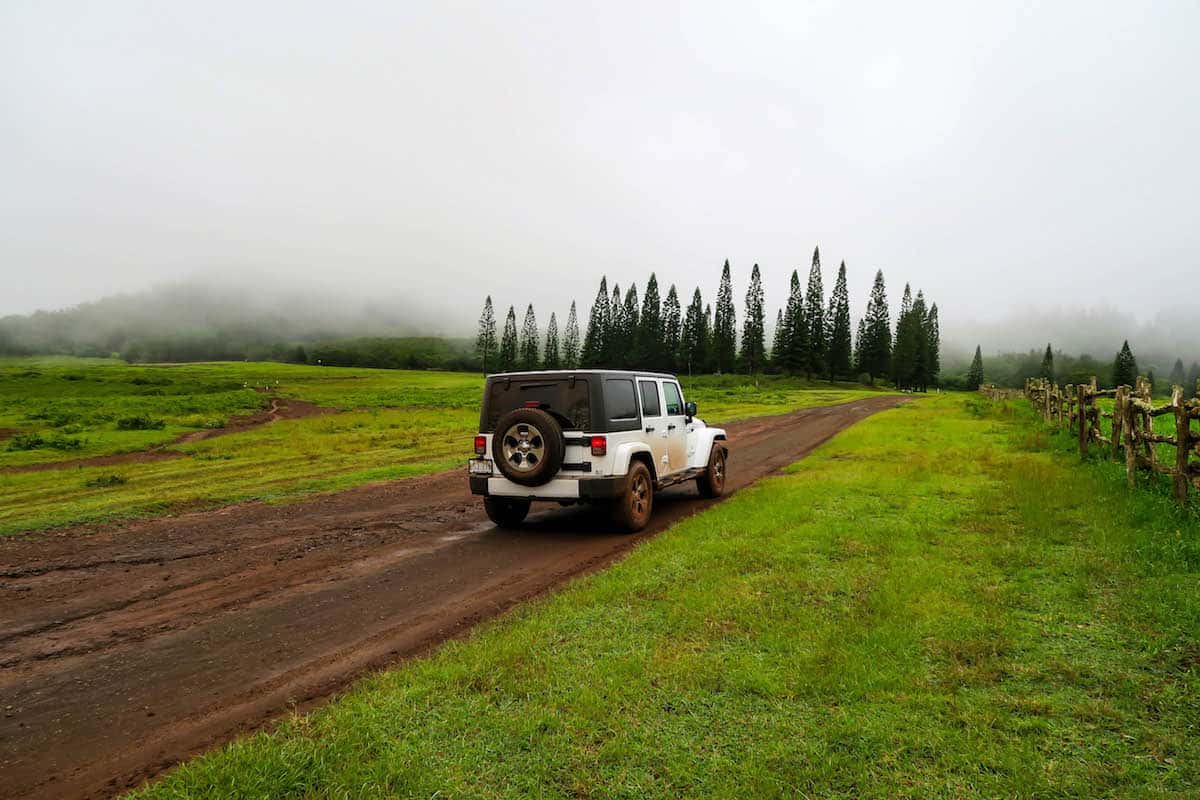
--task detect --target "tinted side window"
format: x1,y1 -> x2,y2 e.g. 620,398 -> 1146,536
663,382 -> 683,415
605,379 -> 639,420
638,381 -> 662,417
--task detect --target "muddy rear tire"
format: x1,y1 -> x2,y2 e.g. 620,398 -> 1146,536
611,461 -> 654,533
697,446 -> 726,498
484,497 -> 531,528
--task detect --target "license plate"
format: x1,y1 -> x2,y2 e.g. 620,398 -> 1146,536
468,458 -> 493,475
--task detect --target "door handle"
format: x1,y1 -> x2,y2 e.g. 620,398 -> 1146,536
667,424 -> 677,431
645,426 -> 655,433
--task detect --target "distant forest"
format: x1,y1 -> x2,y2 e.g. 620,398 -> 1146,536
13,264 -> 1192,394
478,248 -> 942,391
952,341 -> 1200,395
1,253 -> 944,389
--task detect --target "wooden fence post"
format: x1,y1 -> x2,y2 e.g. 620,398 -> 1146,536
1123,385 -> 1138,487
1108,388 -> 1118,455
1172,385 -> 1189,503
1077,383 -> 1088,457
1137,377 -> 1156,472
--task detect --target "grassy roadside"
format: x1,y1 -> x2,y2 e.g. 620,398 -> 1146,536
133,395 -> 1200,798
0,358 -> 889,536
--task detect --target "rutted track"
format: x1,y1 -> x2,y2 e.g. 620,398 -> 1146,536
0,396 -> 902,799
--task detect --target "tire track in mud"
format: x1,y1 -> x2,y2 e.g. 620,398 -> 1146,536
0,396 -> 903,799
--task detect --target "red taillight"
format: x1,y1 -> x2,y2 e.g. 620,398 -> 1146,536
474,435 -> 487,456
523,401 -> 542,408
590,435 -> 607,457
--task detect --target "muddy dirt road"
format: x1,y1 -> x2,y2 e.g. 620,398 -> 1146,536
0,396 -> 901,799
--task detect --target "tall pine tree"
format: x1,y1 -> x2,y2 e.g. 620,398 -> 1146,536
853,318 -> 867,375
826,260 -> 852,381
925,302 -> 940,388
967,345 -> 984,390
891,284 -> 915,387
1039,344 -> 1054,381
580,278 -> 609,367
543,312 -> 560,369
638,274 -> 664,369
562,301 -> 580,368
713,261 -> 737,373
803,247 -> 826,378
739,263 -> 766,374
861,270 -> 892,383
703,304 -> 714,372
783,270 -> 807,375
680,288 -> 705,375
909,291 -> 930,392
771,308 -> 787,371
475,296 -> 497,374
519,304 -> 539,369
498,306 -> 518,371
1187,363 -> 1200,394
662,285 -> 682,372
620,284 -> 640,368
608,284 -> 624,365
1111,340 -> 1138,388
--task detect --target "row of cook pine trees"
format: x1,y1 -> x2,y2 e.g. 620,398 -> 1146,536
476,247 -> 941,391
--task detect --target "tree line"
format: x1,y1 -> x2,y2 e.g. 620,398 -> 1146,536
476,248 -> 941,390
962,339 -> 1200,395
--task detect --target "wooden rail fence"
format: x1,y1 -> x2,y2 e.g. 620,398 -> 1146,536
1012,376 -> 1200,504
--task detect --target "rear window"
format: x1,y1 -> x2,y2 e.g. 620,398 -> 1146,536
605,379 -> 639,421
483,378 -> 590,431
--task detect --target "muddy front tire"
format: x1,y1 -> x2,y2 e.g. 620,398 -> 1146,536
611,461 -> 654,532
484,497 -> 531,528
697,446 -> 726,499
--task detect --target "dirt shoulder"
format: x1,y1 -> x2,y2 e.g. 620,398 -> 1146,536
0,396 -> 903,800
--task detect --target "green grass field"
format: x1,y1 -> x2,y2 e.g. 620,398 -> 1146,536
130,394 -> 1200,799
0,358 -> 887,536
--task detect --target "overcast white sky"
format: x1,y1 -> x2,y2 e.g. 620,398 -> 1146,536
2,1 -> 1197,335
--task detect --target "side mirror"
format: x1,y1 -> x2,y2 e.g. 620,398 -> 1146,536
684,401 -> 697,420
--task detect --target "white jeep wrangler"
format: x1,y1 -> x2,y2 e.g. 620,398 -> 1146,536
468,370 -> 728,532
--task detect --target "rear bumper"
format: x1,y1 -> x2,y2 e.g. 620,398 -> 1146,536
469,475 -> 624,500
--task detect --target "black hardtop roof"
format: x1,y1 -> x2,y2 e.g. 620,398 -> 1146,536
485,369 -> 679,381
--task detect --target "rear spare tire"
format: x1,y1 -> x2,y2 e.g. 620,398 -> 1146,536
493,408 -> 565,486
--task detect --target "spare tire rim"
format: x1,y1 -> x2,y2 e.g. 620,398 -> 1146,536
501,422 -> 545,472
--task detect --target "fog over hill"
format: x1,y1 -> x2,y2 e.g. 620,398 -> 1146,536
3,273 -> 1195,378
0,276 -> 461,360
942,305 -> 1200,368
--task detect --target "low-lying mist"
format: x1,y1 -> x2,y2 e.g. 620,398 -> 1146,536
3,275 -> 1195,387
